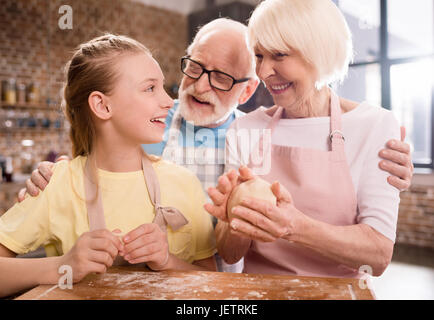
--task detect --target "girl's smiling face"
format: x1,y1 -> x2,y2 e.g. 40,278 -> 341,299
107,53 -> 174,145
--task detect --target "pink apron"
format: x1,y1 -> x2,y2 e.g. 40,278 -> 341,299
244,91 -> 360,278
83,153 -> 189,266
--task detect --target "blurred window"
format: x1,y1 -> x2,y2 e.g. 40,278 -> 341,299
334,0 -> 434,169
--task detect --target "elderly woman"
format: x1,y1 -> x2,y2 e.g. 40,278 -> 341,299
205,0 -> 404,278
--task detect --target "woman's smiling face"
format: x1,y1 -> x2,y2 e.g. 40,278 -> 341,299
254,45 -> 318,109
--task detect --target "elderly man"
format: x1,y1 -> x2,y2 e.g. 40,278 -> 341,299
143,18 -> 259,193
19,18 -> 414,273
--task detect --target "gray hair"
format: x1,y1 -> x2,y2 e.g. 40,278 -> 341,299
187,18 -> 257,78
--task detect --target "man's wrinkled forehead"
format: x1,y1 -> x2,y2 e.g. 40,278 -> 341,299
189,30 -> 251,78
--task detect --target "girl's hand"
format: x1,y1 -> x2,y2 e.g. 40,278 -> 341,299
122,223 -> 170,270
204,166 -> 255,222
58,229 -> 123,283
229,181 -> 305,243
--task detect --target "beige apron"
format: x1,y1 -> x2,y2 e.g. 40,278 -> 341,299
83,153 -> 189,266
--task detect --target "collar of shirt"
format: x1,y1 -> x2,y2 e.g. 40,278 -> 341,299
180,112 -> 236,148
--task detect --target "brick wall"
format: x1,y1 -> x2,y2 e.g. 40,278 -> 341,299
0,0 -> 187,164
397,179 -> 434,249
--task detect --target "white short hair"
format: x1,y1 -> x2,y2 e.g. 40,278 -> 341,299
187,18 -> 257,78
248,0 -> 353,88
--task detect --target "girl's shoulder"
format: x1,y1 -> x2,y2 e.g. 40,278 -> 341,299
52,155 -> 83,172
49,156 -> 85,186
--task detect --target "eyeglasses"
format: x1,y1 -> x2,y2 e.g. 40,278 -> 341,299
181,56 -> 250,92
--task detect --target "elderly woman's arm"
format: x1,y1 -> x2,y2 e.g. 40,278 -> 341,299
293,217 -> 394,276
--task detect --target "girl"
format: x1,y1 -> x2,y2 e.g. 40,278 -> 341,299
0,34 -> 217,298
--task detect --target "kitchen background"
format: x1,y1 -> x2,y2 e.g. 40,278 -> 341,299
0,0 -> 433,299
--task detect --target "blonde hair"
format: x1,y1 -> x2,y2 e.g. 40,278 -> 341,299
247,0 -> 353,88
63,33 -> 151,157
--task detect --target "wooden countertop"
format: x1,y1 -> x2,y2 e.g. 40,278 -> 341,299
15,266 -> 375,300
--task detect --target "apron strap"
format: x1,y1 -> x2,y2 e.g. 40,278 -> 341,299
85,153 -> 189,233
266,106 -> 284,131
247,106 -> 282,168
84,158 -> 106,231
248,89 -> 346,168
329,90 -> 345,152
141,154 -> 189,232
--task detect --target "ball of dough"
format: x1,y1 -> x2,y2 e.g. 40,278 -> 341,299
227,178 -> 277,222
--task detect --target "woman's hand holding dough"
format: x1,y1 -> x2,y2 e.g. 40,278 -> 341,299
227,178 -> 277,222
229,181 -> 305,243
204,166 -> 255,222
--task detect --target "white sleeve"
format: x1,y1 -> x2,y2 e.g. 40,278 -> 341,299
356,111 -> 401,242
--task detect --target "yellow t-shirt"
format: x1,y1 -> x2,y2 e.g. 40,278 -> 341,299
0,156 -> 216,264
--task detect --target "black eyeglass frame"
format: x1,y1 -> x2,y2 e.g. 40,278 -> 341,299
180,56 -> 250,92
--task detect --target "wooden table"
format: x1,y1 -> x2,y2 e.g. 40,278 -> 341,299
15,266 -> 375,300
